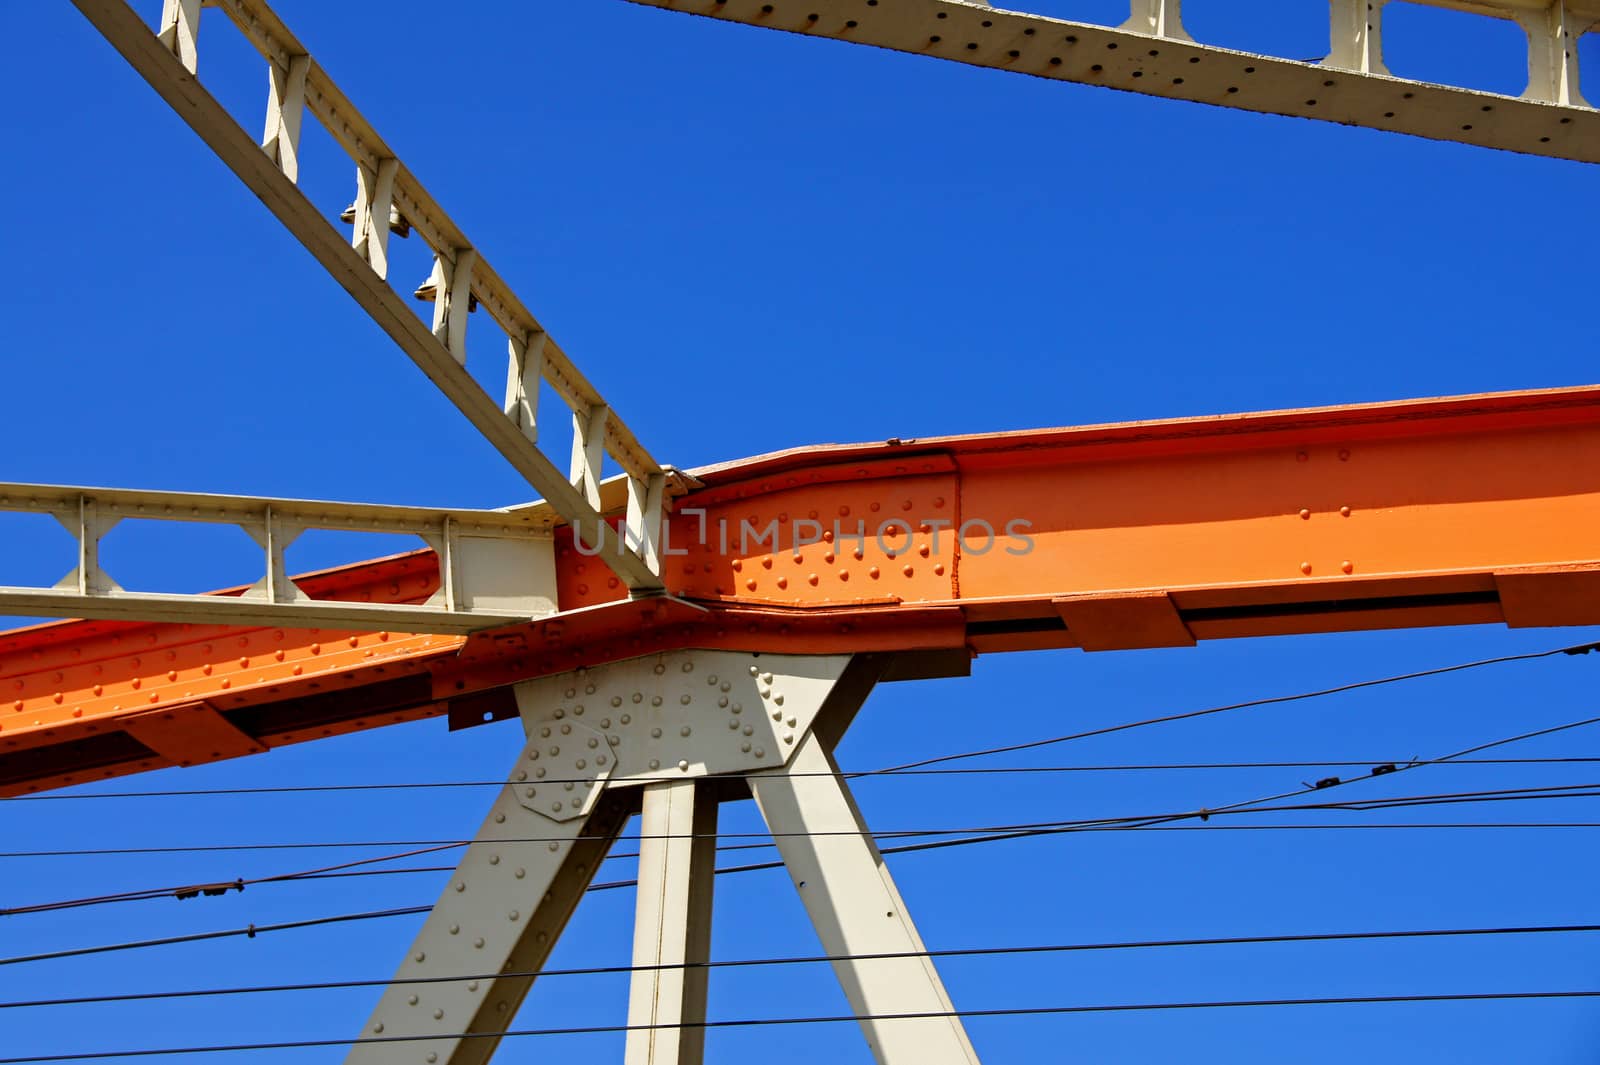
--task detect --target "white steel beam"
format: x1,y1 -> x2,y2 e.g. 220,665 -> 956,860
748,731 -> 981,1065
626,0 -> 1600,165
626,779 -> 718,1065
68,0 -> 668,587
0,482 -> 557,633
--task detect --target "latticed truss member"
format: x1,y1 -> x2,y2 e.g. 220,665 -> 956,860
17,0 -> 1600,1062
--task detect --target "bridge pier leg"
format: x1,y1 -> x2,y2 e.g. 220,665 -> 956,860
750,732 -> 982,1065
625,779 -> 719,1065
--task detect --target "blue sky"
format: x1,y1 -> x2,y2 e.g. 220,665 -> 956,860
3,1 -> 1600,1062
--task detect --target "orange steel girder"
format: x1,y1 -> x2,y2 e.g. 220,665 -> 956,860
5,384 -> 1600,795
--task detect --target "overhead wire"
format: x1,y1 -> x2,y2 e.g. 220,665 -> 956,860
4,923 -> 1597,1011
5,990 -> 1600,1062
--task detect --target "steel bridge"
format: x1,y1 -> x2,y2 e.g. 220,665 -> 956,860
4,0 -> 1599,1061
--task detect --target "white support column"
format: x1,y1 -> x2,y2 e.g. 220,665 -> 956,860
261,54 -> 308,182
570,403 -> 610,511
1518,2 -> 1590,107
351,159 -> 400,280
503,330 -> 547,444
624,472 -> 666,577
52,496 -> 119,597
626,780 -> 718,1065
1326,0 -> 1388,75
417,249 -> 477,364
749,732 -> 981,1065
1123,0 -> 1189,41
157,0 -> 200,74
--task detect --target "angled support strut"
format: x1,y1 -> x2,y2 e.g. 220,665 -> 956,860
349,650 -> 978,1064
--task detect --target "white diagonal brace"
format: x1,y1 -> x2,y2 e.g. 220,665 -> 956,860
261,52 -> 308,181
70,0 -> 667,587
749,731 -> 980,1065
348,732 -> 630,1065
625,0 -> 1600,165
626,779 -> 718,1065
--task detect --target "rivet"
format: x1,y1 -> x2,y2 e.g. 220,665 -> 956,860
1299,509 -> 1311,520
741,742 -> 752,753
413,952 -> 426,963
680,726 -> 691,736
455,882 -> 466,893
408,994 -> 419,1005
933,564 -> 945,576
679,759 -> 690,771
649,759 -> 660,770
449,924 -> 459,934
1341,560 -> 1354,574
651,727 -> 662,738
1296,452 -> 1309,463
754,747 -> 765,758
680,694 -> 691,705
1340,505 -> 1352,517
1300,562 -> 1313,575
495,812 -> 506,823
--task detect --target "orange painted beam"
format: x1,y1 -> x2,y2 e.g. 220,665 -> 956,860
6,385 -> 1600,793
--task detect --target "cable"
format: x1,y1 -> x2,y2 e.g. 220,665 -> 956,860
870,640 -> 1600,774
4,923 -> 1595,1011
11,756 -> 1600,801
9,778 -> 1600,862
4,991 -> 1598,1061
9,817 -> 1600,967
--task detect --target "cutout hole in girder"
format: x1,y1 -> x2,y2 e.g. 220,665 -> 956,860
1183,0 -> 1329,62
1578,30 -> 1598,97
0,512 -> 79,632
1383,1 -> 1530,96
189,5 -> 280,143
283,529 -> 431,602
97,520 -> 263,595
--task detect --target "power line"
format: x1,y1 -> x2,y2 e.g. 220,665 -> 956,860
9,757 -> 1600,801
870,640 -> 1600,774
4,991 -> 1599,1062
8,780 -> 1599,861
3,923 -> 1595,1011
8,819 -> 1600,967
